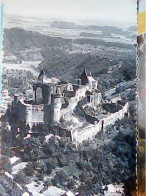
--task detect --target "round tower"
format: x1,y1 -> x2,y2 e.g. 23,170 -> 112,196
51,94 -> 62,123
42,84 -> 51,105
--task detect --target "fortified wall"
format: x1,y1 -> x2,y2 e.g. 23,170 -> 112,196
14,96 -> 44,127
12,69 -> 129,145
71,102 -> 129,144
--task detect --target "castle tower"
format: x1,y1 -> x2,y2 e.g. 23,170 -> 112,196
51,94 -> 62,123
78,79 -> 82,86
42,84 -> 52,105
79,68 -> 88,85
92,90 -> 102,109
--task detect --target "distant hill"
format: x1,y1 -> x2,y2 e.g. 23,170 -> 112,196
51,21 -> 77,29
3,28 -> 69,50
50,21 -> 133,37
3,27 -> 136,85
80,32 -> 102,38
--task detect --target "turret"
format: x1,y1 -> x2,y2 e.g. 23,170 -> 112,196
51,94 -> 62,123
89,90 -> 102,109
42,84 -> 51,105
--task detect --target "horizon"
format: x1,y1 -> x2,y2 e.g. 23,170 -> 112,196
4,13 -> 136,29
4,0 -> 137,27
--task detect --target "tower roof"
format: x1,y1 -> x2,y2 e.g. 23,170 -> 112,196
79,68 -> 88,85
38,69 -> 45,81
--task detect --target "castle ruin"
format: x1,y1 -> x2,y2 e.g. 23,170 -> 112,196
13,69 -> 129,144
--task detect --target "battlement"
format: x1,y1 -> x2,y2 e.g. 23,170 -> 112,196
13,99 -> 44,127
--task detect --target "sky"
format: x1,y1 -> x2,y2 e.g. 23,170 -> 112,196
4,0 -> 137,24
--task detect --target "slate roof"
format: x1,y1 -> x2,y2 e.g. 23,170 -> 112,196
79,68 -> 89,85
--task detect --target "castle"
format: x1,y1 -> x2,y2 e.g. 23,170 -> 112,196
13,69 -> 129,144
13,69 -> 101,125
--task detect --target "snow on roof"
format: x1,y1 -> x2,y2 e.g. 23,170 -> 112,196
66,191 -> 75,196
12,162 -> 28,175
26,181 -> 44,196
22,193 -> 30,196
45,134 -> 54,142
9,156 -> 20,164
113,185 -> 124,188
24,134 -> 31,140
42,186 -> 66,196
102,184 -> 124,191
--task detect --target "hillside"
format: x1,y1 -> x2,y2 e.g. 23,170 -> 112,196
3,28 -> 136,85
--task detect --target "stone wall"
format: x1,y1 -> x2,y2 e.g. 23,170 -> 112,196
51,95 -> 63,123
71,102 -> 129,144
31,104 -> 44,125
65,91 -> 76,98
58,126 -> 72,138
16,100 -> 44,127
77,101 -> 99,124
76,85 -> 89,100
